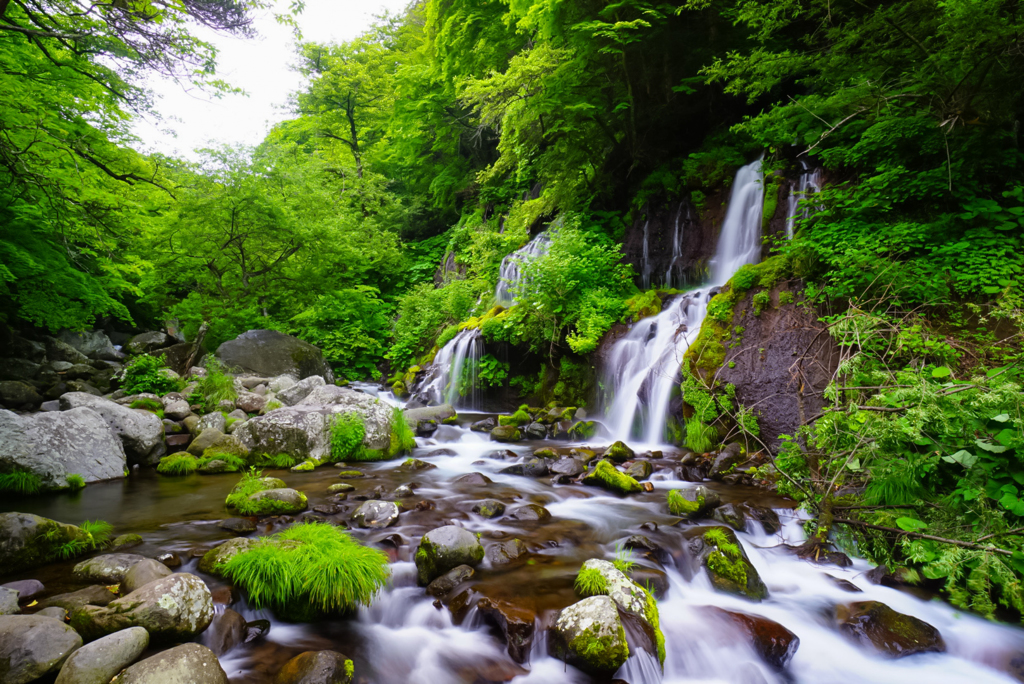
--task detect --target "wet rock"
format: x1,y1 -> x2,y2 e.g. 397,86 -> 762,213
72,573 -> 214,642
550,596 -> 629,676
836,601 -> 945,657
486,538 -> 528,564
187,428 -> 226,455
328,483 -> 355,494
60,392 -> 165,465
578,559 -> 654,625
277,376 -> 326,406
73,553 -> 147,584
582,461 -> 642,494
499,457 -> 549,478
156,552 -> 181,568
454,472 -> 492,486
54,626 -> 149,684
416,420 -> 438,436
711,502 -> 749,531
198,538 -> 259,576
524,422 -> 547,440
0,513 -> 96,574
426,564 -> 475,597
202,608 -> 247,656
506,504 -> 551,522
110,534 -> 144,551
667,485 -> 721,518
396,458 -> 435,473
826,574 -> 862,593
685,526 -> 768,601
623,535 -> 659,553
415,525 -> 485,585
38,585 -> 118,613
748,506 -> 781,534
218,518 -> 257,534
484,449 -> 517,459
336,468 -> 365,478
111,643 -> 227,683
313,504 -> 343,515
477,597 -> 536,663
604,441 -> 635,463
0,587 -> 18,614
37,607 -> 67,620
471,417 -> 498,432
425,448 -> 457,457
121,559 -> 173,594
709,442 -> 746,479
624,460 -> 653,480
472,499 -> 506,518
273,650 -> 354,684
550,457 -> 585,478
490,425 -> 521,442
245,619 -> 271,643
0,615 -> 83,684
701,606 -> 799,669
0,408 -> 127,488
2,579 -> 43,603
403,404 -> 456,430
630,566 -> 670,599
391,484 -> 415,498
248,488 -> 308,514
217,329 -> 334,383
351,500 -> 400,529
569,448 -> 597,463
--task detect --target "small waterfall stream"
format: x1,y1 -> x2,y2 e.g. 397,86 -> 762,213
663,202 -> 688,289
603,158 -> 764,443
495,232 -> 551,306
416,329 -> 484,409
786,161 -> 823,239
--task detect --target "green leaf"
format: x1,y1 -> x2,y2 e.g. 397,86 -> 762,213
942,449 -> 977,467
976,440 -> 1010,454
931,366 -> 951,379
993,413 -> 1011,423
895,517 -> 929,532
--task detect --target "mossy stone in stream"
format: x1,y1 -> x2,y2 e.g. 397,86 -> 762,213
0,513 -> 94,574
290,460 -> 316,472
568,421 -> 597,439
582,461 -> 641,494
603,441 -> 635,463
574,559 -> 665,664
687,526 -> 768,601
471,499 -> 506,518
274,650 -> 354,684
336,470 -> 365,478
414,525 -> 485,585
498,409 -> 531,427
328,483 -> 355,494
667,485 -> 720,519
550,595 -> 629,676
490,426 -> 522,442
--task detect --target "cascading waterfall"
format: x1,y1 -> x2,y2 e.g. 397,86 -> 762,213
663,201 -> 688,289
785,160 -> 823,239
602,158 -> 764,443
415,329 -> 483,409
494,231 -> 551,306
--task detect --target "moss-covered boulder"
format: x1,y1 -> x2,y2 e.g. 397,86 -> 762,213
0,512 -> 93,574
603,441 -> 635,463
685,526 -> 767,600
198,538 -> 260,576
414,525 -> 484,585
582,461 -> 641,494
667,485 -> 721,519
550,595 -> 629,676
498,409 -> 531,427
471,499 -> 506,518
274,650 -> 354,684
490,426 -> 522,442
836,601 -> 945,657
248,488 -> 307,515
574,559 -> 664,664
216,329 -> 334,382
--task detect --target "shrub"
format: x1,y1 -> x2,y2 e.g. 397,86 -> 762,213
387,407 -> 416,457
189,357 -> 237,413
219,522 -> 390,617
65,474 -> 86,490
330,412 -> 365,461
0,470 -> 43,494
157,454 -> 199,475
121,355 -> 183,395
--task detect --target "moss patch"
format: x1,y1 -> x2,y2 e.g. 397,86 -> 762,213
582,461 -> 641,494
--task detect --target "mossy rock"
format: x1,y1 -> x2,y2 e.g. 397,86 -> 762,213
667,485 -> 721,519
471,499 -> 506,518
686,526 -> 767,601
414,525 -> 484,585
550,595 -> 629,676
247,488 -> 307,515
290,460 -> 316,472
490,426 -> 522,442
568,421 -> 597,439
198,538 -> 260,576
498,409 -> 531,427
109,533 -> 144,551
582,461 -> 641,494
336,470 -> 365,478
603,441 -> 635,463
575,559 -> 664,664
0,512 -> 93,574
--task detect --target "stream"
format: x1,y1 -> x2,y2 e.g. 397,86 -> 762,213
4,409 -> 1024,683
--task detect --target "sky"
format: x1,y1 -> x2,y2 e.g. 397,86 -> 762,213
132,0 -> 409,160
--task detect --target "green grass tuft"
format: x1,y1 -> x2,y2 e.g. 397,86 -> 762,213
189,357 -> 238,413
65,473 -> 86,490
330,412 -> 365,461
224,469 -> 298,515
156,454 -> 199,475
80,519 -> 113,547
574,566 -> 609,597
388,406 -> 416,457
265,453 -> 298,469
199,452 -> 247,472
219,521 -> 390,616
129,398 -> 164,416
0,470 -> 43,494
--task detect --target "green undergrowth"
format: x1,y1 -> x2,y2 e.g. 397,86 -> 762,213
46,519 -> 113,561
121,355 -> 183,396
219,522 -> 390,619
157,454 -> 199,475
330,412 -> 366,461
65,474 -> 86,490
0,470 -> 43,494
499,408 -> 532,427
189,357 -> 237,413
129,398 -> 164,417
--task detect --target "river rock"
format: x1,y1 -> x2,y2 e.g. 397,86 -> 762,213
198,538 -> 259,576
110,534 -> 144,551
0,587 -> 18,614
351,500 -> 400,529
668,485 -> 721,518
712,502 -> 749,531
121,559 -> 172,594
58,330 -> 122,361
486,538 -> 528,565
73,553 -> 147,583
0,359 -> 40,384
278,375 -> 325,405
236,392 -> 267,413
196,411 -> 227,434
836,601 -> 945,657
454,472 -> 492,486
0,513 -> 95,574
415,525 -> 485,585
709,442 -> 746,479
249,488 -> 307,514
470,416 -> 497,432
477,597 -> 535,663
162,398 -> 191,420
499,457 -> 549,478
2,579 -> 44,602
202,608 -> 247,656
490,425 -> 521,442
506,503 -> 551,522
472,499 -> 505,518
685,526 -> 768,600
550,457 -> 585,477
582,460 -> 642,494
218,518 -> 257,534
603,441 -> 635,463
550,596 -> 628,676
216,330 -> 333,382
54,626 -> 149,684
0,615 -> 83,684
59,393 -> 165,465
37,607 -> 68,620
404,404 -> 456,430
73,573 -> 214,642
111,643 -> 227,683
273,650 -> 354,684
701,606 -> 799,669
126,332 -> 172,354
624,460 -> 653,480
426,565 -> 475,597
38,585 -> 118,613
524,422 -> 547,439
0,380 -> 42,408
0,408 -> 127,487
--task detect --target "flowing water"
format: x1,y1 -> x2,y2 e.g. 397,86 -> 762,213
602,159 -> 765,444
7,416 -> 1024,684
414,329 -> 484,409
785,162 -> 823,240
663,202 -> 689,290
495,232 -> 552,307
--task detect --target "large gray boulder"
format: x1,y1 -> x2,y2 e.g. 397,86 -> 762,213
59,393 -> 164,466
73,553 -> 147,584
111,643 -> 227,684
126,332 -> 172,355
58,330 -> 122,361
414,525 -> 485,585
216,329 -> 334,383
55,626 -> 149,684
277,375 -> 326,406
0,409 -> 126,488
550,596 -> 629,676
72,573 -> 214,642
0,614 -> 83,684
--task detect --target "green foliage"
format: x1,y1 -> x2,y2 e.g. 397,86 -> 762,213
291,287 -> 393,381
129,398 -> 164,418
388,280 -> 482,370
552,356 -> 595,408
225,469 -> 300,515
612,545 -> 636,575
574,567 -> 609,597
219,522 -> 390,616
65,474 -> 86,491
80,520 -> 113,549
682,372 -> 718,453
189,358 -> 238,413
157,454 -> 200,476
477,355 -> 509,388
0,471 -> 43,495
330,413 -> 366,462
262,453 -> 299,469
388,407 -> 417,458
122,356 -> 183,396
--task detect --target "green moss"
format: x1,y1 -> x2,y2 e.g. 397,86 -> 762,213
703,527 -> 749,588
344,660 -> 354,681
761,176 -> 782,230
225,470 -> 296,515
643,588 -> 666,665
199,451 -> 246,472
330,412 -> 365,461
337,470 -> 364,478
583,461 -> 642,494
667,489 -> 702,516
129,398 -> 164,416
623,290 -> 663,323
264,399 -> 283,412
157,454 -> 199,475
574,566 -> 609,597
498,409 -> 532,427
752,291 -> 771,316
291,459 -> 316,472
569,421 -> 597,439
568,621 -> 629,674
442,415 -> 459,425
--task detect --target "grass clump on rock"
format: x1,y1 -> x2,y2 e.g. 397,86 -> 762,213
157,454 -> 199,475
388,407 -> 416,457
219,521 -> 390,618
498,408 -> 532,427
574,566 -> 609,597
0,470 -> 44,494
330,412 -> 366,461
225,469 -> 303,515
66,473 -> 86,490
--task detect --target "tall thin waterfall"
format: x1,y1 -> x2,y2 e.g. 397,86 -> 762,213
416,329 -> 483,409
494,232 -> 551,306
663,202 -> 688,289
640,219 -> 652,290
602,158 -> 764,443
785,160 -> 823,239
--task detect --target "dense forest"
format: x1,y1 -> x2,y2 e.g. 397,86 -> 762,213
4,0 -> 1024,679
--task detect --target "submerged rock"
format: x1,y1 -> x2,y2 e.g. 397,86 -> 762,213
550,595 -> 629,676
709,442 -> 746,479
0,512 -> 94,574
711,502 -> 749,531
550,457 -> 585,478
685,526 -> 768,601
55,626 -> 149,684
836,601 -> 945,657
273,650 -> 354,684
486,538 -> 528,565
415,525 -> 485,585
453,472 -> 492,486
202,608 -> 247,657
0,614 -> 83,684
505,504 -> 551,522
351,500 -> 400,529
477,597 -> 536,663
111,643 -> 227,683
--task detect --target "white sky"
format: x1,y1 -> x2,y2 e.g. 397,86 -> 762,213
132,0 -> 409,159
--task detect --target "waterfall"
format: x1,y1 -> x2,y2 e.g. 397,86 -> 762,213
415,329 -> 483,409
602,158 -> 764,443
663,202 -> 687,289
785,161 -> 823,239
494,232 -> 551,306
640,219 -> 652,290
